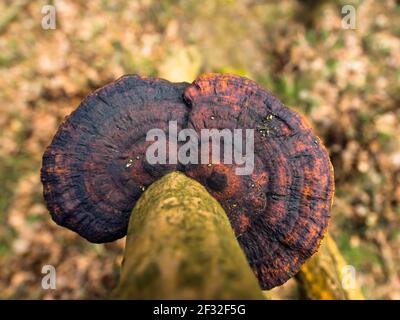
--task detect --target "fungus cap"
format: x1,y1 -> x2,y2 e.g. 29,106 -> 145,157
184,74 -> 334,289
41,75 -> 190,243
41,73 -> 334,289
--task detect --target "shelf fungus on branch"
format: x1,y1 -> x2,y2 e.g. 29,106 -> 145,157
41,73 -> 334,290
41,75 -> 190,243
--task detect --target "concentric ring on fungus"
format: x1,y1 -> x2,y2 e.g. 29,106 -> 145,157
41,73 -> 334,290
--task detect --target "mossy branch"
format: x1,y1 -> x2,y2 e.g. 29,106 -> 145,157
296,234 -> 364,300
112,172 -> 264,299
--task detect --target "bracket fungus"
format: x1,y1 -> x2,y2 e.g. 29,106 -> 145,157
41,73 -> 334,290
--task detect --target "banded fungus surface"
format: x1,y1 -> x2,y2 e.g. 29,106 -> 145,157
41,73 -> 334,290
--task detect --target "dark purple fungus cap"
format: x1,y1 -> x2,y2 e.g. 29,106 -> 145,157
41,75 -> 190,243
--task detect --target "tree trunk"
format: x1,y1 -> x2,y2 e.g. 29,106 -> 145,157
112,172 -> 264,299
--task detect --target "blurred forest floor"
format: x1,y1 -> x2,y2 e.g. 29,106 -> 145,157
0,0 -> 399,299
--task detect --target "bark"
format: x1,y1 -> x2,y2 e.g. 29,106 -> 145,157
296,233 -> 364,300
112,172 -> 264,299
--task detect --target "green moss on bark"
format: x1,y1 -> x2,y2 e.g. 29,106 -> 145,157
112,172 -> 263,299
